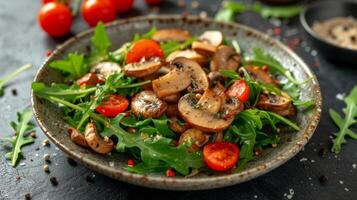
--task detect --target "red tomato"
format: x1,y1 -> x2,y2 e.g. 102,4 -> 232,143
82,0 -> 117,27
76,72 -> 104,86
166,169 -> 176,177
42,0 -> 55,4
38,2 -> 72,37
145,0 -> 161,6
96,94 -> 129,118
125,39 -> 164,63
203,142 -> 240,171
110,0 -> 134,13
225,80 -> 250,103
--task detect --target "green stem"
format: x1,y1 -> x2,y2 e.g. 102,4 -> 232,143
268,111 -> 300,131
0,64 -> 32,88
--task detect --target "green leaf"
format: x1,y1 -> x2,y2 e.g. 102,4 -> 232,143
330,86 -> 357,153
49,52 -> 89,81
214,1 -> 247,22
152,116 -> 176,138
88,22 -> 111,65
0,64 -> 31,97
160,37 -> 196,57
257,5 -> 303,19
215,9 -> 235,22
127,162 -> 168,174
2,109 -> 35,167
133,27 -> 157,42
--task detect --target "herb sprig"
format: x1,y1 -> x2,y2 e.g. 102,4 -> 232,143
0,64 -> 32,97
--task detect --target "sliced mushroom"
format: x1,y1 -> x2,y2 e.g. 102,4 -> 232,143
131,90 -> 168,118
212,131 -> 223,142
166,104 -> 179,117
152,57 -> 209,97
152,28 -> 191,42
67,127 -> 88,147
169,117 -> 189,134
178,93 -> 234,132
256,93 -> 292,112
274,103 -> 297,117
84,123 -> 114,154
192,41 -> 217,55
197,89 -> 222,113
220,96 -> 244,119
208,71 -> 225,87
210,45 -> 241,72
178,128 -> 210,152
173,57 -> 209,93
199,30 -> 223,47
245,66 -> 279,86
91,62 -> 121,80
163,93 -> 181,103
211,82 -> 226,96
166,50 -> 207,65
124,58 -> 162,78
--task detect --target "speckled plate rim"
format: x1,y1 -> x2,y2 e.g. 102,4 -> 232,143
31,15 -> 322,190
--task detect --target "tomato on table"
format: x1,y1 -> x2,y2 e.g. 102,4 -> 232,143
225,80 -> 250,103
82,0 -> 117,27
203,142 -> 240,171
125,39 -> 164,63
42,0 -> 55,4
110,0 -> 134,13
96,94 -> 129,118
76,72 -> 104,87
38,2 -> 73,37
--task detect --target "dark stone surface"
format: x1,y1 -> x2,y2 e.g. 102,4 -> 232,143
0,0 -> 356,199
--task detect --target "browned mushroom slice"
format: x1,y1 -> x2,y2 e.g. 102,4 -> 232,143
163,93 -> 181,103
91,62 -> 122,80
152,29 -> 191,42
178,93 -> 234,132
124,59 -> 162,78
131,90 -> 168,118
210,45 -> 241,72
197,89 -> 222,113
192,41 -> 217,55
67,127 -> 88,147
245,66 -> 279,86
220,96 -> 244,119
199,30 -> 223,47
169,117 -> 189,134
152,66 -> 191,98
166,103 -> 179,117
166,50 -> 207,65
274,103 -> 297,117
256,93 -> 292,112
84,123 -> 114,154
173,57 -> 209,93
152,57 -> 209,97
178,128 -> 210,152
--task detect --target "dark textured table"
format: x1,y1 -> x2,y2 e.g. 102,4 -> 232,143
0,0 -> 356,199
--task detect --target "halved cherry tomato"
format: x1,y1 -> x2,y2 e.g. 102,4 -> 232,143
145,0 -> 161,6
225,80 -> 250,103
96,94 -> 129,118
82,0 -> 117,27
125,39 -> 164,63
203,142 -> 240,171
110,0 -> 134,13
76,72 -> 104,87
38,2 -> 73,37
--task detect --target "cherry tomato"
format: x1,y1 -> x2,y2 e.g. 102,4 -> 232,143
145,0 -> 161,6
38,2 -> 72,37
166,169 -> 176,177
125,39 -> 164,63
76,72 -> 104,87
110,0 -> 134,13
82,0 -> 117,27
203,142 -> 240,171
96,94 -> 129,118
42,0 -> 55,4
225,80 -> 250,103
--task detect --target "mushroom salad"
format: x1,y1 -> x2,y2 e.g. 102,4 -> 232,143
33,22 -> 313,176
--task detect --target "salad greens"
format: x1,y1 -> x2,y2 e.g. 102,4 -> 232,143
2,109 -> 35,167
161,37 -> 197,57
49,53 -> 89,81
0,64 -> 31,97
215,1 -> 304,22
330,86 -> 357,153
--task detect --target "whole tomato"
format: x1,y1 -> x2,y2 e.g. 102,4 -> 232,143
42,0 -> 55,4
110,0 -> 134,13
38,2 -> 73,37
82,0 -> 117,27
145,0 -> 161,6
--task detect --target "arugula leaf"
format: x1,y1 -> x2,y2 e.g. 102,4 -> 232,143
330,86 -> 357,153
127,161 -> 168,174
32,82 -> 93,101
133,27 -> 157,42
88,22 -> 111,65
2,109 -> 35,167
214,2 -> 247,22
0,64 -> 31,97
49,52 -> 89,81
45,97 -> 203,175
160,37 -> 196,57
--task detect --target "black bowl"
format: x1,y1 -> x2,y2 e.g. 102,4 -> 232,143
300,1 -> 357,63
